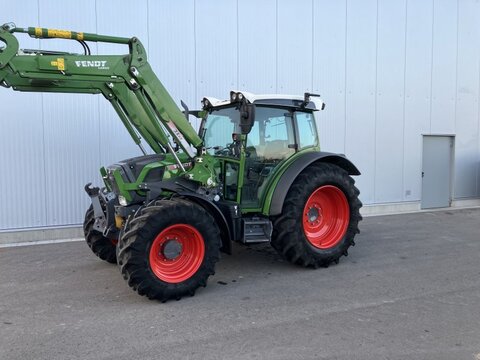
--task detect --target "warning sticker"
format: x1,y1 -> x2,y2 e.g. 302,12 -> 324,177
50,58 -> 65,71
47,29 -> 72,39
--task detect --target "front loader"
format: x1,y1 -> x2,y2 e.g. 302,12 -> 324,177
0,23 -> 362,302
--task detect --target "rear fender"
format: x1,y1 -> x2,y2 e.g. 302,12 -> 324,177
267,152 -> 360,216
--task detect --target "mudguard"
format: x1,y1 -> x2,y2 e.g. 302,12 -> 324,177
177,193 -> 233,255
268,151 -> 360,216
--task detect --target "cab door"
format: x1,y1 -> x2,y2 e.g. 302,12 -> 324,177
241,107 -> 296,208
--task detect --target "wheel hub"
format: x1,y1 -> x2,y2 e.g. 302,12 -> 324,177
307,206 -> 321,223
161,239 -> 183,260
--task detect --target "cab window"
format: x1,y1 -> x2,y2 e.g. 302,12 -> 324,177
252,107 -> 295,160
202,106 -> 241,157
295,111 -> 318,149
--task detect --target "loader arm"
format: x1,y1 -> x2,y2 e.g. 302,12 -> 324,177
0,23 -> 202,160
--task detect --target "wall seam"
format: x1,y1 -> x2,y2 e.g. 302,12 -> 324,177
373,0 -> 379,202
237,0 -> 240,89
311,0 -> 314,92
477,2 -> 480,196
146,0 -> 150,53
344,0 -> 348,155
453,0 -> 459,132
401,0 -> 409,201
194,0 -> 198,104
452,0 -> 459,200
94,0 -> 102,169
37,0 -> 48,226
428,0 -> 435,133
275,0 -> 279,93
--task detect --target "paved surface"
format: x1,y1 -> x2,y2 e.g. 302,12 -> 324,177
0,209 -> 479,360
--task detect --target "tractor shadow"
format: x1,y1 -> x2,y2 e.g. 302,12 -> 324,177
206,242 -> 302,289
201,230 -> 375,300
219,242 -> 287,271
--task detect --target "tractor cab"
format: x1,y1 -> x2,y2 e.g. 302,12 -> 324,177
200,91 -> 324,210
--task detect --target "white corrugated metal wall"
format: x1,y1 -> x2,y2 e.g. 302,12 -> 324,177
0,0 -> 479,231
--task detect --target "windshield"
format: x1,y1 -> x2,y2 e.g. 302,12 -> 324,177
202,106 -> 241,157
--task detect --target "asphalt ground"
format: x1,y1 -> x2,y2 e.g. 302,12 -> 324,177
0,208 -> 479,360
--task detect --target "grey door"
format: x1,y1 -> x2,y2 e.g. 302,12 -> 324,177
421,136 -> 453,209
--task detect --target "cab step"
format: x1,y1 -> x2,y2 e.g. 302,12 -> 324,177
242,218 -> 272,244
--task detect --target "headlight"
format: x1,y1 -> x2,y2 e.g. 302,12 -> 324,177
230,92 -> 237,102
118,195 -> 128,206
238,93 -> 244,100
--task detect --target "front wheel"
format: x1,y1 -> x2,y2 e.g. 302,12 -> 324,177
271,162 -> 362,268
117,198 -> 221,302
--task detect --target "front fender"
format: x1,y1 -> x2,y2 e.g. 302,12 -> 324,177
177,193 -> 233,255
266,151 -> 360,216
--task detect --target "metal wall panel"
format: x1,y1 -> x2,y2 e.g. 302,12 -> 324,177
238,0 -> 277,94
430,0 -> 457,134
403,0 -> 434,202
96,0 -> 149,54
0,92 -> 45,229
0,0 -> 39,48
277,0 -> 313,94
41,93 -> 101,226
96,0 -> 149,163
344,0 -> 378,204
195,0 -> 237,100
0,1 -> 45,229
374,0 -> 407,203
148,0 -> 199,130
313,0 -> 347,154
453,0 -> 480,199
38,0 -> 97,53
39,1 -> 99,226
1,0 -> 480,231
148,0 -> 197,113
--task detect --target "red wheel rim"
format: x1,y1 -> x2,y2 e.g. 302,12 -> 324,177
303,185 -> 350,249
149,224 -> 205,283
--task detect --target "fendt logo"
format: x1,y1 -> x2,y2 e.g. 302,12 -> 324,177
75,60 -> 109,70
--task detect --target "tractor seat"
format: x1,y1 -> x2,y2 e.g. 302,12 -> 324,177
262,140 -> 294,160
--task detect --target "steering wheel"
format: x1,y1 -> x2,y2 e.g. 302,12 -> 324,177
214,146 -> 232,156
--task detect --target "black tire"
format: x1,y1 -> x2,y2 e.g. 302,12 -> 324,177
117,198 -> 221,302
115,203 -> 142,265
271,162 -> 362,268
83,205 -> 117,264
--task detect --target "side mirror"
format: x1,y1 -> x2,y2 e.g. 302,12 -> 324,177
239,102 -> 255,134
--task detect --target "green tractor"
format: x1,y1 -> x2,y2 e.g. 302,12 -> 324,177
0,23 -> 362,301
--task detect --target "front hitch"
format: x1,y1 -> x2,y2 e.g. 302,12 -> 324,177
84,183 -> 118,239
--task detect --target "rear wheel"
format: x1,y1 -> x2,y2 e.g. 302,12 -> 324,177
117,198 -> 221,302
83,205 -> 117,264
271,163 -> 362,268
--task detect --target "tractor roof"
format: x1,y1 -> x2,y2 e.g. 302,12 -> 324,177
202,91 -> 324,111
